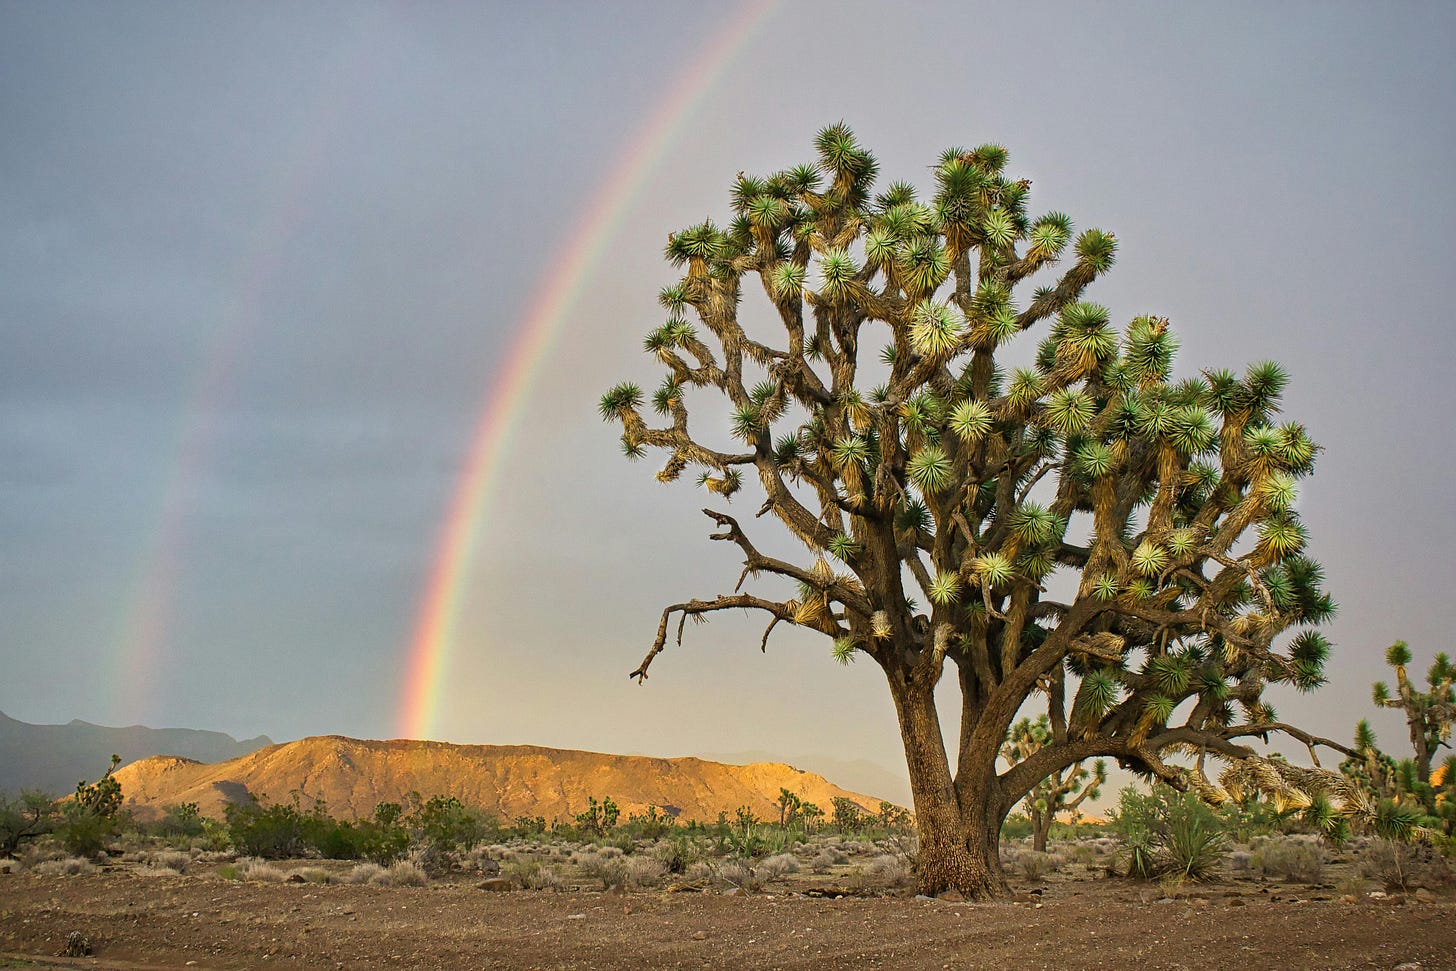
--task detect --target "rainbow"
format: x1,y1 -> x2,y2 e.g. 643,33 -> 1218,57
113,14 -> 390,723
397,0 -> 777,740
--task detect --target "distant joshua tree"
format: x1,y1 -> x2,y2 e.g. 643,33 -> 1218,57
604,125 -> 1353,898
1372,641 -> 1454,784
1002,715 -> 1105,852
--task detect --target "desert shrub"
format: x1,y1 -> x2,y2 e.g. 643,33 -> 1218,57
869,853 -> 911,886
407,794 -> 494,852
1018,851 -> 1055,881
216,863 -> 242,881
714,860 -> 764,892
223,800 -> 310,859
1161,809 -> 1227,881
344,862 -> 387,885
651,835 -> 701,874
406,843 -> 453,878
56,804 -> 119,858
1111,785 -> 1227,881
502,858 -> 562,889
148,850 -> 192,874
758,853 -> 800,879
0,791 -> 57,856
1249,837 -> 1325,883
519,861 -> 565,891
154,802 -> 206,840
199,819 -> 233,852
1001,814 -> 1033,841
237,858 -> 286,882
376,861 -> 428,887
288,867 -> 332,884
34,856 -> 97,876
684,861 -> 714,883
1359,838 -> 1455,892
576,851 -> 627,889
810,847 -> 847,873
624,855 -> 667,889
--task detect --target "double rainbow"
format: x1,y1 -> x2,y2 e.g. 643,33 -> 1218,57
396,0 -> 777,740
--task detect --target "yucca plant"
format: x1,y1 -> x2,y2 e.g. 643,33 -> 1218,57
604,126 -> 1348,899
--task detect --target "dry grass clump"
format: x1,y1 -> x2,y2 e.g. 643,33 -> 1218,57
1359,839 -> 1455,893
1249,837 -> 1325,883
501,858 -> 565,890
236,858 -> 286,883
344,862 -> 387,885
1017,850 -> 1058,881
377,861 -> 429,887
33,857 -> 97,877
808,848 -> 846,874
714,860 -> 764,893
683,861 -> 714,883
757,853 -> 800,880
575,851 -> 627,890
624,855 -> 667,889
868,854 -> 911,887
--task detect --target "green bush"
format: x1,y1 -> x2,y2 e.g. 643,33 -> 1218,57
1110,784 -> 1227,881
0,791 -> 57,856
223,799 -> 310,859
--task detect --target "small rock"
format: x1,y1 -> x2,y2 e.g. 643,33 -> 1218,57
1393,963 -> 1423,971
1368,890 -> 1388,899
1338,894 -> 1358,904
915,894 -> 937,902
1228,898 -> 1247,907
286,874 -> 306,884
1413,888 -> 1436,904
1154,897 -> 1176,905
565,913 -> 586,920
692,930 -> 709,941
722,887 -> 742,897
477,877 -> 513,892
937,889 -> 965,903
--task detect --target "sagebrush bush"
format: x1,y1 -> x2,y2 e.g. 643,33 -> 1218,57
576,851 -> 627,889
344,862 -> 387,885
1359,838 -> 1455,892
376,861 -> 428,887
1250,837 -> 1324,883
758,853 -> 800,879
237,858 -> 286,883
1018,851 -> 1054,881
34,857 -> 97,876
869,853 -> 910,886
624,855 -> 667,889
714,860 -> 763,892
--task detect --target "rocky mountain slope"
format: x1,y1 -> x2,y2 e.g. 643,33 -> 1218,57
0,710 -> 271,796
113,735 -> 890,823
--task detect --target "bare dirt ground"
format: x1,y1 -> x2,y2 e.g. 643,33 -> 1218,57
2,864 -> 1452,971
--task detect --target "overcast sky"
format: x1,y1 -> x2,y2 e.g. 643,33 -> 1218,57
2,1 -> 1453,805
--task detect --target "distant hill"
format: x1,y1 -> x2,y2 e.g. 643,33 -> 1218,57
697,749 -> 911,807
0,711 -> 272,796
112,735 -> 891,823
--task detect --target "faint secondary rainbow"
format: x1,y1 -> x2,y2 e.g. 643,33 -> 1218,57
397,0 -> 777,741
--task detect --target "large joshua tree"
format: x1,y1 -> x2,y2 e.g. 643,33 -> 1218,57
602,125 -> 1352,898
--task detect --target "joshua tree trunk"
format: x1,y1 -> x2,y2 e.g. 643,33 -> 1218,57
891,675 -> 1010,899
1031,812 -> 1052,854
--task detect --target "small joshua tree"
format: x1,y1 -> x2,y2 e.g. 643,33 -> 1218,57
604,125 -> 1354,898
1372,641 -> 1454,785
1002,714 -> 1106,852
